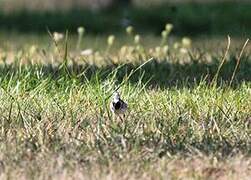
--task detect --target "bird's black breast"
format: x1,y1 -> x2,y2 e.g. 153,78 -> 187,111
113,101 -> 121,110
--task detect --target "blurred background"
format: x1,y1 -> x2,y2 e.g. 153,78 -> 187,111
0,0 -> 251,37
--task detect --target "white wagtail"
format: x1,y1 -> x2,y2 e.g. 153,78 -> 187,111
110,91 -> 128,117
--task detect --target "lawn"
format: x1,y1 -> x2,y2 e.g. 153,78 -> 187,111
0,28 -> 250,179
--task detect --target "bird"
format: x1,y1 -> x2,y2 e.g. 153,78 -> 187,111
110,91 -> 128,117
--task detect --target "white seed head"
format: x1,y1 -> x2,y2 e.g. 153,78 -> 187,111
107,35 -> 115,46
134,34 -> 141,44
165,23 -> 173,33
126,26 -> 134,35
53,32 -> 64,42
161,30 -> 168,38
77,27 -> 85,35
182,37 -> 192,48
80,49 -> 93,56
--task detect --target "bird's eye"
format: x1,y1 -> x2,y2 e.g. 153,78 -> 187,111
114,101 -> 121,110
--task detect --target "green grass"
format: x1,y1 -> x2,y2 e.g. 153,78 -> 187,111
0,31 -> 250,179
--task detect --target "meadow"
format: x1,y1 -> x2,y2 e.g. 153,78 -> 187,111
0,26 -> 250,179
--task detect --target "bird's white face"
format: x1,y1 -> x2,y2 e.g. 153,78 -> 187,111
113,92 -> 120,102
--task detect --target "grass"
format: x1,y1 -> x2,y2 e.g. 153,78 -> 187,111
0,29 -> 250,179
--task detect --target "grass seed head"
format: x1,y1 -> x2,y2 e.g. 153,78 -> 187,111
53,32 -> 64,42
107,35 -> 115,46
165,23 -> 173,33
134,34 -> 141,44
77,26 -> 85,35
182,37 -> 192,48
161,30 -> 168,38
126,26 -> 134,35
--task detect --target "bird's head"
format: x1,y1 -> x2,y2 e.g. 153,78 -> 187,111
113,91 -> 120,102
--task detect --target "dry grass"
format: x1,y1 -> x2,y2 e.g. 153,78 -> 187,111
0,154 -> 250,179
0,30 -> 250,179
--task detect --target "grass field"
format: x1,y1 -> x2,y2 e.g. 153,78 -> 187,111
0,28 -> 250,179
